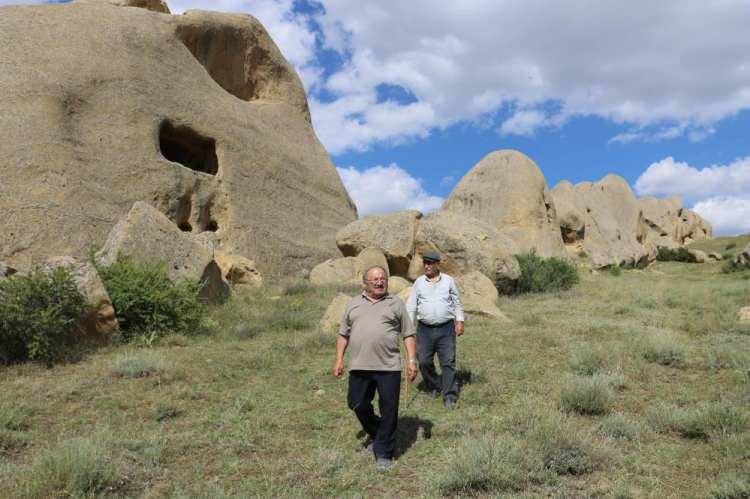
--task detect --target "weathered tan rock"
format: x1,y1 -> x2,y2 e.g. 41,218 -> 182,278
388,276 -> 410,295
687,249 -> 709,264
0,2 -> 356,277
639,196 -> 712,247
443,150 -> 565,258
455,271 -> 510,321
707,252 -> 722,261
336,210 -> 422,277
397,286 -> 412,303
310,257 -> 358,286
734,243 -> 750,267
74,0 -> 170,13
96,201 -> 229,302
0,262 -> 16,281
552,176 -> 652,269
43,256 -> 118,336
319,293 -> 351,333
215,251 -> 262,288
356,247 -> 389,278
738,306 -> 750,323
413,211 -> 521,294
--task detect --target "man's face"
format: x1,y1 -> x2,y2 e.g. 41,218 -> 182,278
363,268 -> 388,299
423,259 -> 439,277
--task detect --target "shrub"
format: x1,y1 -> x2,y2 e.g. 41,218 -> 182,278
152,404 -> 179,422
725,242 -> 737,251
0,267 -> 86,365
709,474 -> 750,499
429,436 -> 536,495
22,435 -> 121,497
559,376 -> 613,416
598,413 -> 640,440
722,258 -> 750,273
111,352 -> 168,378
569,347 -> 608,376
97,256 -> 207,341
514,250 -> 579,294
642,334 -> 686,367
656,246 -> 692,262
673,402 -> 746,440
609,265 -> 622,276
531,418 -> 598,476
0,406 -> 30,432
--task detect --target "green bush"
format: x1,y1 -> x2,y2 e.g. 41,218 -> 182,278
709,473 -> 750,499
0,268 -> 86,365
722,258 -> 750,273
642,334 -> 686,367
656,246 -> 692,262
514,250 -> 579,294
598,413 -> 640,440
559,376 -> 613,416
22,435 -> 121,497
97,256 -> 207,341
569,347 -> 608,376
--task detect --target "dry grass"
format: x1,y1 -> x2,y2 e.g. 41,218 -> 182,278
1,253 -> 749,496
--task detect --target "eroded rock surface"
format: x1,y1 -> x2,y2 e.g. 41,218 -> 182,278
0,2 -> 356,277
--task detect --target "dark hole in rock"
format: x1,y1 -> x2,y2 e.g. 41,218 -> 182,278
204,220 -> 219,232
159,120 -> 218,175
178,221 -> 193,232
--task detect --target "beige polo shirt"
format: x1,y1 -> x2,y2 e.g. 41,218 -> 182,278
339,293 -> 415,371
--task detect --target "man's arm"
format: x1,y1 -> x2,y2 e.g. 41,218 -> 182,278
404,335 -> 417,381
333,335 -> 348,378
405,281 -> 418,325
449,277 -> 465,336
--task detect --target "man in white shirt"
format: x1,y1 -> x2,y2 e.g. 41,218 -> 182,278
406,251 -> 464,409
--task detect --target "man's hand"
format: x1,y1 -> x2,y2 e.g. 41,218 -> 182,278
455,321 -> 465,336
407,361 -> 418,381
333,359 -> 345,378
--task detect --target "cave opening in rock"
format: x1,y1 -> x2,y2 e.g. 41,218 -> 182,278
159,120 -> 218,175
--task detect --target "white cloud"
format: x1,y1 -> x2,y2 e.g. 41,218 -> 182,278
336,164 -> 443,216
692,197 -> 750,236
310,0 -> 750,152
635,156 -> 750,235
634,156 -> 750,203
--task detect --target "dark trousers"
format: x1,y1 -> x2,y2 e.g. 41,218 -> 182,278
347,370 -> 401,459
417,320 -> 458,402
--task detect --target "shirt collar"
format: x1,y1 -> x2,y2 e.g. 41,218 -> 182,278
361,291 -> 391,303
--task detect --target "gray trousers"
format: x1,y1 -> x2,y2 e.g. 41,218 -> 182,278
416,320 -> 458,402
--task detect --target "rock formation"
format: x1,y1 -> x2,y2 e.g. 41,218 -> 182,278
551,175 -> 653,268
0,1 -> 356,278
639,197 -> 712,247
96,202 -> 230,302
442,150 -> 566,258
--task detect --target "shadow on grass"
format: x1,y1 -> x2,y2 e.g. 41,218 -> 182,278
395,415 -> 433,458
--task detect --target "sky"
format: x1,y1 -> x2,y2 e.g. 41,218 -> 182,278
5,0 -> 750,235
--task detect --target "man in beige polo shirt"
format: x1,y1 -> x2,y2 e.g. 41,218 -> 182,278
333,265 -> 418,470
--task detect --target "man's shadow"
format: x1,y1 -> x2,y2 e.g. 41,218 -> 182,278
395,415 -> 433,458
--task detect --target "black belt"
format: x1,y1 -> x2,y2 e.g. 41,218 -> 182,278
418,320 -> 453,328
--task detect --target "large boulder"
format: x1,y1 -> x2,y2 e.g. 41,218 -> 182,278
552,175 -> 652,268
0,2 -> 356,277
455,271 -> 510,321
310,247 -> 389,286
215,251 -> 262,289
387,276 -> 411,295
734,243 -> 750,267
687,249 -> 709,264
96,201 -> 229,302
319,293 -> 351,333
639,196 -> 712,247
336,210 -> 422,277
412,211 -> 521,293
443,150 -> 566,258
75,0 -> 170,13
43,256 -> 118,337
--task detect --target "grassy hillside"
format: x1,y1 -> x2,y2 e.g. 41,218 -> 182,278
1,263 -> 749,497
688,233 -> 750,259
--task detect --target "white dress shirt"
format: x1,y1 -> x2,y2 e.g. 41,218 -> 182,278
406,272 -> 465,326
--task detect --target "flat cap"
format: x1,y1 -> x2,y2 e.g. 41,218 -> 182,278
422,251 -> 441,262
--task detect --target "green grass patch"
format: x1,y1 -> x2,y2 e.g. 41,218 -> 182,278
21,434 -> 122,498
111,351 -> 168,378
597,413 -> 640,440
559,375 -> 614,415
648,402 -> 747,440
569,346 -> 609,376
642,333 -> 686,367
656,246 -> 692,262
709,473 -> 750,499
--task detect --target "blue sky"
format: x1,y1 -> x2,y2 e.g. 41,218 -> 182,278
5,0 -> 750,234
